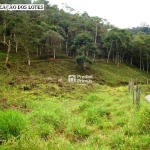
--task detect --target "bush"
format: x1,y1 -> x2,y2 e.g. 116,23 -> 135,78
0,110 -> 26,142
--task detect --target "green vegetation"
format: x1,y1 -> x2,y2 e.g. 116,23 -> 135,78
0,110 -> 26,142
0,52 -> 150,149
0,82 -> 150,149
129,23 -> 150,35
0,0 -> 150,71
0,0 -> 150,149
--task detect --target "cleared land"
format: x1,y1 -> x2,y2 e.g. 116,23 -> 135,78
0,53 -> 150,150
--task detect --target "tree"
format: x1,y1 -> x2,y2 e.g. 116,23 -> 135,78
42,29 -> 64,59
144,35 -> 150,73
17,12 -> 37,66
132,32 -> 145,70
91,16 -> 102,44
103,28 -> 121,64
58,20 -> 70,54
103,30 -> 116,63
0,10 -> 14,68
76,55 -> 92,70
72,33 -> 98,69
103,28 -> 132,66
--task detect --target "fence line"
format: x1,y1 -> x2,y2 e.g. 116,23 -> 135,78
128,78 -> 140,105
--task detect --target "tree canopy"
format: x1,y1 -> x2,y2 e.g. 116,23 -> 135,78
0,0 -> 150,72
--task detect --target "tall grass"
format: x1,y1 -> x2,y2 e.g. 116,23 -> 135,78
0,83 -> 150,149
0,110 -> 26,142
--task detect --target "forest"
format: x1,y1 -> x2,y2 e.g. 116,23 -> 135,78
0,0 -> 150,72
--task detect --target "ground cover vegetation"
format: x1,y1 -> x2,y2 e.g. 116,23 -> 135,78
0,0 -> 150,149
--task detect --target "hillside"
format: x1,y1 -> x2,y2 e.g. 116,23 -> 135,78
0,51 -> 150,150
0,51 -> 149,87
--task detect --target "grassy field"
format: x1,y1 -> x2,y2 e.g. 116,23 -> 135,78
0,52 -> 150,149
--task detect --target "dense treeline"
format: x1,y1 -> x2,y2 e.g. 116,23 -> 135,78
0,0 -> 150,73
129,25 -> 150,35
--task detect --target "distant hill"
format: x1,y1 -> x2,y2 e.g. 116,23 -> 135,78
129,26 -> 150,34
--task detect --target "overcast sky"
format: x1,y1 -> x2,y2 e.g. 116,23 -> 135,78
49,0 -> 150,29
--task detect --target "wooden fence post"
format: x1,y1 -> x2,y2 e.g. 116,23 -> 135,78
136,85 -> 140,105
131,81 -> 134,95
129,79 -> 134,95
133,87 -> 134,104
128,78 -> 136,103
128,81 -> 130,94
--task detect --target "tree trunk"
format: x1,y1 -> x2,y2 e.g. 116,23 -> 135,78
130,57 -> 133,66
95,24 -> 97,44
54,47 -> 56,59
66,41 -> 68,56
122,52 -> 125,63
25,47 -> 30,66
142,58 -> 144,70
117,54 -> 120,66
115,53 -> 117,64
40,46 -> 42,55
139,45 -> 142,70
83,62 -> 86,70
147,53 -> 149,74
66,34 -> 68,56
115,39 -> 118,64
4,40 -> 11,67
36,46 -> 39,56
113,52 -> 115,62
14,34 -> 18,53
15,41 -> 18,53
107,48 -> 111,63
147,63 -> 149,74
107,51 -> 111,63
107,41 -> 113,63
93,54 -> 95,62
86,51 -> 89,56
60,43 -> 61,52
3,33 -> 6,44
120,54 -> 122,63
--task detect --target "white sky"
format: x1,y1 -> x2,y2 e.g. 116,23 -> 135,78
49,0 -> 150,29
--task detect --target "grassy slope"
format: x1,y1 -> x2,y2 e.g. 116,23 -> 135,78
0,51 -> 150,150
0,51 -> 149,86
